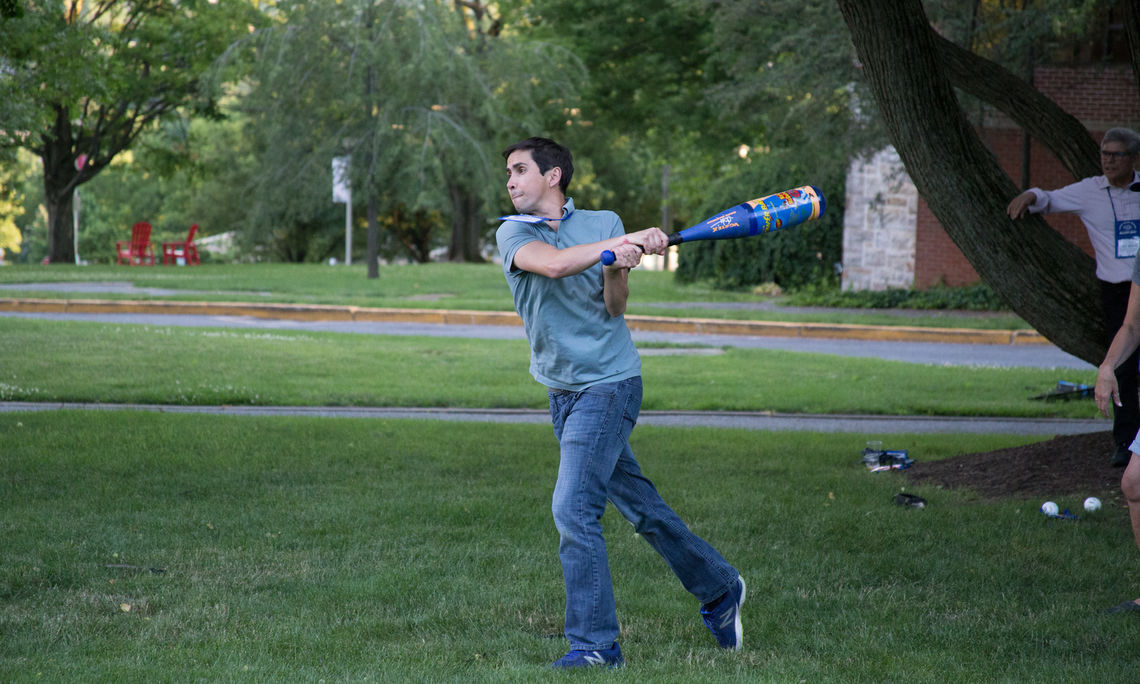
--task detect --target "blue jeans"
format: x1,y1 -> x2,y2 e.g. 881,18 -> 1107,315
548,376 -> 739,650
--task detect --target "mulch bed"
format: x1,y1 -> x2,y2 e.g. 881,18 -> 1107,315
905,430 -> 1125,501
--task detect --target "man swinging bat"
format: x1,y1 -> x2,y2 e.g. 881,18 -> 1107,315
495,136 -> 746,669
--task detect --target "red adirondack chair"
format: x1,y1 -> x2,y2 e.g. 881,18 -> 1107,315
162,224 -> 200,266
116,222 -> 155,266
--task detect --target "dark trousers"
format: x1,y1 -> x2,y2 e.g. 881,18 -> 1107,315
1100,280 -> 1140,448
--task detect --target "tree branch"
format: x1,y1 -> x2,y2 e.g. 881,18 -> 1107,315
837,0 -> 1104,364
1124,0 -> 1140,96
933,30 -> 1101,182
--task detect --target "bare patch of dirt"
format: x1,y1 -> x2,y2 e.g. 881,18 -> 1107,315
906,431 -> 1125,501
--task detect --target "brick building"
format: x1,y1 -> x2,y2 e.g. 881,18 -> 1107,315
843,63 -> 1140,291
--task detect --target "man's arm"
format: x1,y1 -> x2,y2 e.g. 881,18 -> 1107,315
603,264 -> 630,317
512,227 -> 667,279
512,237 -> 629,279
1096,282 -> 1140,416
1008,179 -> 1094,220
1006,190 -> 1040,219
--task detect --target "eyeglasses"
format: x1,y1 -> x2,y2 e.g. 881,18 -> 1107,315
1101,150 -> 1136,159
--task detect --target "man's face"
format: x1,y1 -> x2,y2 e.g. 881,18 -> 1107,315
505,149 -> 559,214
1100,140 -> 1137,186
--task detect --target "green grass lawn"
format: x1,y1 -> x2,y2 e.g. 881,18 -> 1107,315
0,264 -> 1130,681
0,317 -> 1101,418
2,412 -> 1134,682
0,262 -> 1032,329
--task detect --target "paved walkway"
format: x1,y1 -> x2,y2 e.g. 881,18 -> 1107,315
0,401 -> 1108,436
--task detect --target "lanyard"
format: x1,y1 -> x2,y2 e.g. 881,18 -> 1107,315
1108,180 -> 1140,219
499,208 -> 574,226
1108,186 -> 1140,259
498,211 -> 573,224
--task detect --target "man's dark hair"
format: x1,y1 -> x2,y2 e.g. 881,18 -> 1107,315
503,137 -> 574,194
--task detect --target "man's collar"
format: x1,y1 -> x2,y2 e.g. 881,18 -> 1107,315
1100,171 -> 1140,191
498,197 -> 575,225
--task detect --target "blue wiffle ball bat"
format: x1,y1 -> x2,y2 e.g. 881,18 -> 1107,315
601,185 -> 827,265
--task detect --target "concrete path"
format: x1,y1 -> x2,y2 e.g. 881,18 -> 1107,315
0,401 -> 1108,436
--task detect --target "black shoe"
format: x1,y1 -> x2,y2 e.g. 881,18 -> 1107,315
1111,446 -> 1132,468
1106,599 -> 1140,614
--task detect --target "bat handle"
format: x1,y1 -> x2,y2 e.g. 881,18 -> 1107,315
600,234 -> 678,266
600,246 -> 641,266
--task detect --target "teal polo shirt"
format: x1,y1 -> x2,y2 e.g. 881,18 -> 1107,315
496,198 -> 642,391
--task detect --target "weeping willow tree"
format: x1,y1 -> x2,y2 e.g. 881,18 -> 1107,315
233,0 -> 582,272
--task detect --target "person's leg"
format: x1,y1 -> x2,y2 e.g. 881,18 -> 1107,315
548,381 -> 639,651
1101,281 -> 1140,465
1108,450 -> 1140,612
601,378 -> 744,649
605,437 -> 739,605
1122,448 -> 1140,553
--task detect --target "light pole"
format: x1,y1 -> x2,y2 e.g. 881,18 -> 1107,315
73,154 -> 88,265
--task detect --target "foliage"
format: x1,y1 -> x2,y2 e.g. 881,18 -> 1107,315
7,114 -> 261,264
2,0 -> 1125,278
505,0 -> 752,232
656,0 -> 888,290
705,0 -> 888,158
787,282 -> 1012,311
228,0 -> 581,263
924,0 -> 1117,132
673,147 -> 847,290
0,154 -> 27,256
0,0 -> 263,262
926,0 -> 1108,66
505,0 -> 857,288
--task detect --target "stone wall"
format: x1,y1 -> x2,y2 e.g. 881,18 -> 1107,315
841,147 -> 918,291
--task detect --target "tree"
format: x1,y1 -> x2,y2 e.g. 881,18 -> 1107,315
0,1 -> 260,264
232,0 -> 578,271
835,0 -> 1136,364
510,0 -> 741,230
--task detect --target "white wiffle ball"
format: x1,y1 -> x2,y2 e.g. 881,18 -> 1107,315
1083,497 -> 1102,512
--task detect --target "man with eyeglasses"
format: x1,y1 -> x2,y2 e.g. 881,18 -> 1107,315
1008,127 -> 1140,468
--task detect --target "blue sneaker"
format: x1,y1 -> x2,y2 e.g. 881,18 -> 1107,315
700,575 -> 745,650
551,642 -> 624,669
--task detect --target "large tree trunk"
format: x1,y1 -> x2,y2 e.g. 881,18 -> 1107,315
837,0 -> 1104,365
41,107 -> 82,264
43,185 -> 76,265
445,180 -> 485,262
367,193 -> 379,278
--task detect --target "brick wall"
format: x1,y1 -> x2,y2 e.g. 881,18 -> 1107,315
914,64 -> 1139,289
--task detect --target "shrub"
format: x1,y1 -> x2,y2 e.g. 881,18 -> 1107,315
785,282 -> 1010,311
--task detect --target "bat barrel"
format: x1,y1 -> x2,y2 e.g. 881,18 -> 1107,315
599,185 -> 826,266
674,185 -> 826,244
